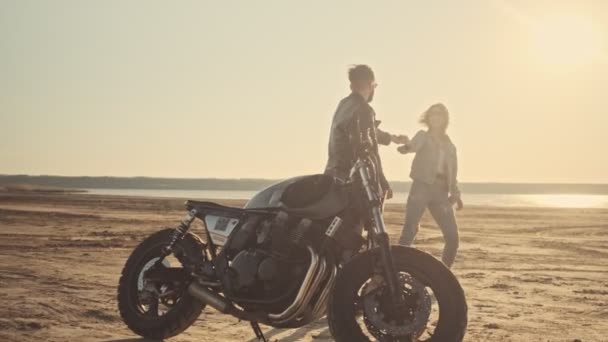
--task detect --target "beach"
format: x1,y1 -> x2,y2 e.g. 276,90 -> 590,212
1,191 -> 607,342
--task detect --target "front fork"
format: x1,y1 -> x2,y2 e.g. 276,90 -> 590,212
359,165 -> 405,306
370,206 -> 405,305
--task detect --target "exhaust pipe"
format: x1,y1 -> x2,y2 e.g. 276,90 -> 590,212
188,281 -> 270,323
188,282 -> 231,313
312,265 -> 337,319
268,246 -> 319,322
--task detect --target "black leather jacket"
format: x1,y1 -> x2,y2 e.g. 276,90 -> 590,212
324,92 -> 391,190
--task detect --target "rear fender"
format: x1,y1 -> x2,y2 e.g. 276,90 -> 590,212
173,232 -> 208,268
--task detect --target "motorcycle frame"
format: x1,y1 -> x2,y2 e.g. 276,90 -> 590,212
153,153 -> 404,320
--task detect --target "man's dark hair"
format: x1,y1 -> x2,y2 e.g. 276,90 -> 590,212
348,64 -> 375,83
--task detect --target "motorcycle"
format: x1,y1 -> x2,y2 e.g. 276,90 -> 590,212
117,148 -> 468,341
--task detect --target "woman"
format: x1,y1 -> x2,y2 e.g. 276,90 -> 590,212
397,103 -> 463,268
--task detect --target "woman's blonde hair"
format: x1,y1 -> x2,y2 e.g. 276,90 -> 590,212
419,103 -> 450,127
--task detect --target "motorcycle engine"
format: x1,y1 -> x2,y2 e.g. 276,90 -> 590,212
223,212 -> 310,298
228,250 -> 280,292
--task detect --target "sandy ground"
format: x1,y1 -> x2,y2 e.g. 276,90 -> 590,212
0,191 -> 607,342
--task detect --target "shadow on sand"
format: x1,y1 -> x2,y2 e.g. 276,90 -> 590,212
101,338 -> 162,342
245,324 -> 331,342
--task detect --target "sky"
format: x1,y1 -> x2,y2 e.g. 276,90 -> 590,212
1,0 -> 607,183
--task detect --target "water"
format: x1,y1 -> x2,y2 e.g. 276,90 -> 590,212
84,188 -> 608,209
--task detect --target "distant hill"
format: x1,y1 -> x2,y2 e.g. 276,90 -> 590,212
1,175 -> 607,194
0,183 -> 85,193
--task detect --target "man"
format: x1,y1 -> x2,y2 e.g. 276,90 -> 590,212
324,64 -> 407,198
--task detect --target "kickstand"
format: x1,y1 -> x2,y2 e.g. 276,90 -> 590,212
250,321 -> 268,342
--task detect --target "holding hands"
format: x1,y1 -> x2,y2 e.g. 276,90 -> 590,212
391,134 -> 409,145
391,134 -> 411,154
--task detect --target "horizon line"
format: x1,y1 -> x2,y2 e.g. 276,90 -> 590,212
1,174 -> 607,186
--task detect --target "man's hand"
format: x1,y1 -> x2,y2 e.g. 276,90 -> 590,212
449,195 -> 464,211
391,134 -> 409,145
384,188 -> 393,200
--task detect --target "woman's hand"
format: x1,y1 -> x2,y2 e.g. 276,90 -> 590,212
449,195 -> 464,211
397,144 -> 410,154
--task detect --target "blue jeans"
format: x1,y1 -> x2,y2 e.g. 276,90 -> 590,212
398,180 -> 460,268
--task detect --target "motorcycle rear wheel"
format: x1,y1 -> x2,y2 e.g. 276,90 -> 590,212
117,229 -> 206,339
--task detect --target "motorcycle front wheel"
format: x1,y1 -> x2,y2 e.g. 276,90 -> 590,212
328,245 -> 467,342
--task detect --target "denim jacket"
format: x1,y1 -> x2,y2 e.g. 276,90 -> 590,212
403,130 -> 460,198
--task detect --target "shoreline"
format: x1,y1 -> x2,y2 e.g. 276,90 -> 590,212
3,189 -> 608,211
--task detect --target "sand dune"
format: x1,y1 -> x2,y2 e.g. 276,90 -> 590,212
1,192 -> 607,341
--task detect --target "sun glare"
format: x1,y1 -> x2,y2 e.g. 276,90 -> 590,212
531,15 -> 602,67
532,194 -> 608,208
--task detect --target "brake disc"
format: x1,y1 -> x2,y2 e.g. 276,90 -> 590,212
362,273 -> 432,339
